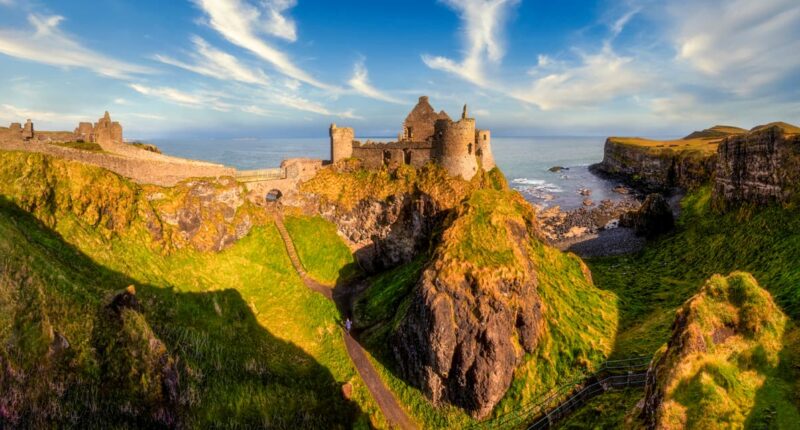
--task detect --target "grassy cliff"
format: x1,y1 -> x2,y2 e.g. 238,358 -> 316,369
0,151 -> 384,428
641,272 -> 798,428
352,184 -> 618,427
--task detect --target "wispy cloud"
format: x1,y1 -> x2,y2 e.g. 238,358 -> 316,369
129,83 -> 211,108
348,59 -> 404,104
669,0 -> 800,94
193,0 -> 333,90
422,0 -> 519,87
0,14 -> 153,79
155,36 -> 271,86
518,43 -> 648,110
0,103 -> 83,123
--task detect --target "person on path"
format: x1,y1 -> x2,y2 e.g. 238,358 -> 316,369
345,317 -> 352,333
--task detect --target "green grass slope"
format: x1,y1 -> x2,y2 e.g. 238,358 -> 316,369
565,186 -> 800,428
284,215 -> 359,285
0,152 -> 384,428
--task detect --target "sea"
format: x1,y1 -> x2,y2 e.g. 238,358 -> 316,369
149,136 -> 623,211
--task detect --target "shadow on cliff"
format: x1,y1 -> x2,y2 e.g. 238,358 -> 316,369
0,197 -> 363,429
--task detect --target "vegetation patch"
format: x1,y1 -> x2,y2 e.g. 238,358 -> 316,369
0,152 -> 385,428
49,141 -> 104,152
284,215 -> 359,285
640,272 -> 799,429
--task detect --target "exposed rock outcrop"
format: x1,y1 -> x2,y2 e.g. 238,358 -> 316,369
392,189 -> 546,418
713,123 -> 800,209
620,193 -> 674,237
593,138 -> 717,192
640,272 -> 788,429
300,162 -> 480,272
319,193 -> 442,273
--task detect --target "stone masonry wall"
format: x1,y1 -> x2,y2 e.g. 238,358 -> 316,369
0,140 -> 234,187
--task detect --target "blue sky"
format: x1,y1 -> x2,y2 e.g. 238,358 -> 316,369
0,0 -> 798,138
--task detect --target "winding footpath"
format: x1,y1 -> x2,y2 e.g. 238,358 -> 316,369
273,213 -> 417,430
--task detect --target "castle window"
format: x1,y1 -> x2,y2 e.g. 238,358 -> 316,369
403,149 -> 412,165
383,150 -> 392,166
468,143 -> 472,155
406,127 -> 413,139
483,134 -> 487,141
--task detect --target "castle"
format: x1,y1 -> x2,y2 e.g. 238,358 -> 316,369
330,96 -> 495,179
1,111 -> 124,150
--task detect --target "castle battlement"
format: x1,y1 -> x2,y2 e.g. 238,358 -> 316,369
330,96 -> 494,179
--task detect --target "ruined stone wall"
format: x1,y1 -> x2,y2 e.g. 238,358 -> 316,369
437,118 -> 478,180
330,124 -> 354,163
402,96 -> 450,143
352,141 -> 434,170
75,122 -> 93,142
0,140 -> 235,186
475,129 -> 495,170
93,112 -> 123,150
352,146 -> 385,169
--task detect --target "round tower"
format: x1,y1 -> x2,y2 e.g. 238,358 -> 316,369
475,129 -> 495,170
329,123 -> 354,163
436,118 -> 478,180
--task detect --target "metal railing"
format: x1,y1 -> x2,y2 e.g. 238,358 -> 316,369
234,168 -> 286,182
468,356 -> 652,430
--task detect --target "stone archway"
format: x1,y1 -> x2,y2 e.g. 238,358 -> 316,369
265,189 -> 283,202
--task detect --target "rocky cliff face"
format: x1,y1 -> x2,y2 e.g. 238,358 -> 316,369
595,139 -> 716,191
300,162 -> 483,272
392,189 -> 546,419
318,192 -> 443,273
640,272 -> 788,429
713,124 -> 800,209
0,151 -> 266,253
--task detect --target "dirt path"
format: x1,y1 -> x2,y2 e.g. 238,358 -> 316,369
273,213 -> 417,430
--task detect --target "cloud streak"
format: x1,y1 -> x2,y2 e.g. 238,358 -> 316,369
669,0 -> 800,94
422,0 -> 519,87
193,0 -> 333,90
348,60 -> 404,104
155,36 -> 271,86
0,14 -> 153,79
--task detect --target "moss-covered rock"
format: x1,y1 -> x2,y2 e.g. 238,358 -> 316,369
640,272 -> 795,429
392,187 -> 616,419
0,151 -> 268,253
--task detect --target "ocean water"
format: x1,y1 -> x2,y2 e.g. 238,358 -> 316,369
150,136 -> 621,211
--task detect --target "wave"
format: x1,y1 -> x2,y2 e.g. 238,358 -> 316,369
512,178 -> 546,185
511,177 -> 564,194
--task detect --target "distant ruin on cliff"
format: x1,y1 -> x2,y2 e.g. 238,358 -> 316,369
330,96 -> 495,179
1,111 -> 124,151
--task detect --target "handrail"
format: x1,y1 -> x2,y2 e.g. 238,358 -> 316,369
468,355 -> 652,430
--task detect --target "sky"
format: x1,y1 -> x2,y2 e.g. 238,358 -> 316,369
0,0 -> 798,139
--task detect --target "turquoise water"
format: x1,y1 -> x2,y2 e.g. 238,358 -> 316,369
151,136 -> 620,210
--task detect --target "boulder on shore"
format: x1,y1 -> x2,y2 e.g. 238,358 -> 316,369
620,193 -> 673,237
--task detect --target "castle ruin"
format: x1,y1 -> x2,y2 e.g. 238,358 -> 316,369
330,96 -> 495,179
1,111 -> 124,151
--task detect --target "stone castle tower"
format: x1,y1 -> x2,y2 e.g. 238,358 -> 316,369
329,123 -> 354,162
329,96 -> 494,179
